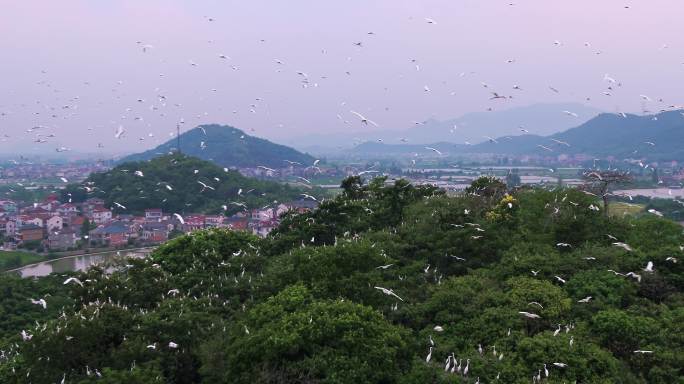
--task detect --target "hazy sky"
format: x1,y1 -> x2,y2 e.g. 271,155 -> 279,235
1,0 -> 683,154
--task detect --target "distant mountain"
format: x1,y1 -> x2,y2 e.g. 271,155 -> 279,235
62,155 -> 313,215
351,110 -> 684,161
465,110 -> 684,160
286,103 -> 601,152
120,124 -> 315,168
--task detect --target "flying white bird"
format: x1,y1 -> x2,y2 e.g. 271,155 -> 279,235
29,298 -> 47,309
63,277 -> 84,287
115,125 -> 125,139
197,181 -> 215,191
257,165 -> 276,172
301,193 -> 318,201
374,286 -> 404,301
424,147 -> 442,155
612,242 -> 633,251
350,110 -> 379,126
173,213 -> 185,225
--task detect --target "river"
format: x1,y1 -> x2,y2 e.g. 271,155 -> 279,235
613,187 -> 684,199
10,248 -> 155,278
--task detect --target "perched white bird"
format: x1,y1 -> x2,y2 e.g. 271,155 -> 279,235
643,261 -> 654,272
168,342 -> 178,349
426,346 -> 433,363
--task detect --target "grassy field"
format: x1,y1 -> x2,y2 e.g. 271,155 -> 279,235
609,202 -> 645,218
0,250 -> 45,271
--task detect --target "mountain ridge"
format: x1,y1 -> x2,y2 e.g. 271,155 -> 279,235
285,103 -> 602,152
119,124 -> 315,168
351,110 -> 684,161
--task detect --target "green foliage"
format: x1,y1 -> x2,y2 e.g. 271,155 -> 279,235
2,177 -> 683,383
61,154 -> 317,215
217,285 -> 410,384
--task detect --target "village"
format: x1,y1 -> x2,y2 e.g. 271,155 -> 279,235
0,195 -> 318,253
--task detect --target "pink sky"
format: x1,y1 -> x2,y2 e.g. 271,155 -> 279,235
0,0 -> 682,153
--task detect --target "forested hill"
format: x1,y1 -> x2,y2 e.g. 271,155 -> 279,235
466,110 -> 684,160
3,177 -> 683,383
119,124 -> 315,168
61,154 -> 312,215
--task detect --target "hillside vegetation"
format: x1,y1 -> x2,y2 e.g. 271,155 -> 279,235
119,124 -> 315,168
61,154 -> 316,215
2,177 -> 683,383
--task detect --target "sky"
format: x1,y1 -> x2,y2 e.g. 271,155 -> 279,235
0,0 -> 683,154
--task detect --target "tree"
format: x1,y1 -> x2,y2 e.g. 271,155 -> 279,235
582,170 -> 632,216
80,217 -> 92,236
216,285 -> 411,384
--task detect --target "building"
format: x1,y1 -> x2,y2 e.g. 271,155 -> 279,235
252,219 -> 279,238
224,215 -> 249,231
144,209 -> 163,222
142,222 -> 170,243
0,200 -> 17,213
48,229 -> 77,250
17,224 -> 44,243
19,215 -> 44,228
82,198 -> 105,216
57,203 -> 79,218
181,215 -> 205,232
91,207 -> 113,225
46,215 -> 64,233
204,215 -> 224,228
2,219 -> 17,236
89,222 -> 129,247
282,200 -> 319,214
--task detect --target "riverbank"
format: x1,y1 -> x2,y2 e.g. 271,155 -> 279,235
5,247 -> 156,278
0,246 -> 158,273
0,250 -> 45,271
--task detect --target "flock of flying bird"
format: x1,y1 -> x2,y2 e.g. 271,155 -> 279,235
0,3 -> 683,157
1,3 -> 684,383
